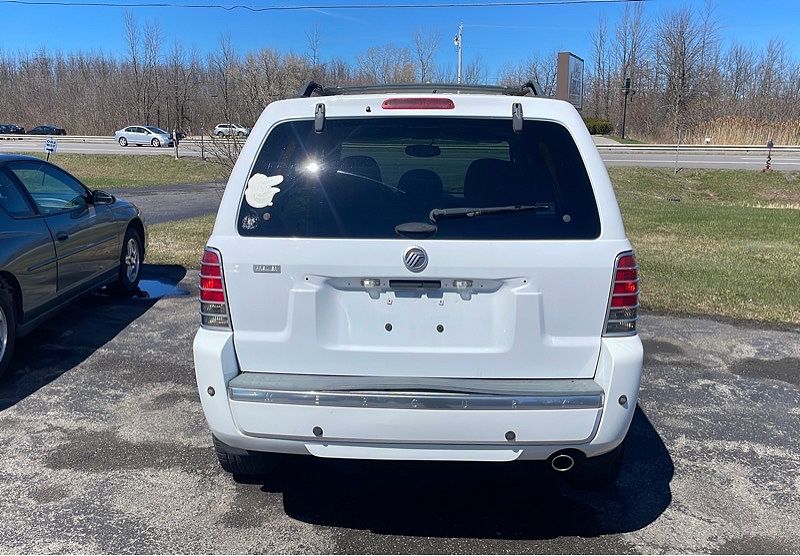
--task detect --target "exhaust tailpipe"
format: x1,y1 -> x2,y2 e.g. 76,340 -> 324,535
550,453 -> 575,472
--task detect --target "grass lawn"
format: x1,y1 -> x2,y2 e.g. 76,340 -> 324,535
23,152 -> 229,189
609,167 -> 799,324
146,214 -> 216,269
145,168 -> 800,325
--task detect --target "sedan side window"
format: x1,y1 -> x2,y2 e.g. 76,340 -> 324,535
8,162 -> 88,215
0,168 -> 35,218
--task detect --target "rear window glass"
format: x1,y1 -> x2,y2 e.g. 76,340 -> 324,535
238,117 -> 599,240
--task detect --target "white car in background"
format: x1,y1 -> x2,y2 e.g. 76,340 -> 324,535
194,83 -> 643,487
213,123 -> 250,137
114,126 -> 173,148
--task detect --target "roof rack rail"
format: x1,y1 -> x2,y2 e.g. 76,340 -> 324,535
298,81 -> 541,98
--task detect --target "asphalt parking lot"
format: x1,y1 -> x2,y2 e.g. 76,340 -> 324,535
1,265 -> 799,554
107,183 -> 225,224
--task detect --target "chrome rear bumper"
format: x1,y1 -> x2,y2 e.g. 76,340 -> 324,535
228,373 -> 604,411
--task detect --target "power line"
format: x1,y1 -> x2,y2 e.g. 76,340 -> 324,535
1,0 -> 649,12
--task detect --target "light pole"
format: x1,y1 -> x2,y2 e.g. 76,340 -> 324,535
621,77 -> 636,140
453,22 -> 463,84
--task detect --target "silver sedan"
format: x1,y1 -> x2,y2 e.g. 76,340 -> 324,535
114,125 -> 174,148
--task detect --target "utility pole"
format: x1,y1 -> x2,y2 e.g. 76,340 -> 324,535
175,84 -> 180,134
454,22 -> 463,84
621,77 -> 635,140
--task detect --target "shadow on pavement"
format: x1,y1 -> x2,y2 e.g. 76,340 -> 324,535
249,407 -> 672,540
0,264 -> 187,412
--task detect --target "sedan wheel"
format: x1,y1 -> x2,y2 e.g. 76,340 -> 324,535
111,228 -> 143,294
119,137 -> 128,147
0,281 -> 16,379
0,304 -> 8,364
125,237 -> 141,283
151,138 -> 161,147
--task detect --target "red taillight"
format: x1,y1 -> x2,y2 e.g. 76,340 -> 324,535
199,247 -> 230,329
604,251 -> 639,336
381,97 -> 455,110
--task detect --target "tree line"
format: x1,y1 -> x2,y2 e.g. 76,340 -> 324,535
578,1 -> 800,144
1,4 -> 798,144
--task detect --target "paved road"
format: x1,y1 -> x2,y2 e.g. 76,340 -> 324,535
0,137 -> 203,157
3,136 -> 800,170
0,265 -> 798,553
108,183 -> 225,225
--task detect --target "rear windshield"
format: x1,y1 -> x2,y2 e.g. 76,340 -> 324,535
237,117 -> 599,240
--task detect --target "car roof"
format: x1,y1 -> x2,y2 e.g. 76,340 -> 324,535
0,153 -> 46,164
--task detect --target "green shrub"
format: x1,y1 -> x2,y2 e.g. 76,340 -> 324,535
583,117 -> 613,135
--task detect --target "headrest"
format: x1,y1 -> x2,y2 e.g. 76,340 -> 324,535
338,155 -> 382,184
463,158 -> 524,207
397,169 -> 444,205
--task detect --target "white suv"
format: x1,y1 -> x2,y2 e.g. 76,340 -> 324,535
194,83 -> 643,486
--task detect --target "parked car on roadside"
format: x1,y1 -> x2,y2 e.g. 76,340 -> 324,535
114,126 -> 174,148
0,154 -> 145,378
213,123 -> 250,137
28,125 -> 66,135
0,124 -> 25,134
194,82 -> 643,487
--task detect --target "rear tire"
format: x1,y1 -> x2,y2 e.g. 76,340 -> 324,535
112,228 -> 143,294
0,280 -> 17,380
215,131 -> 224,137
568,438 -> 626,488
118,137 -> 128,147
213,435 -> 279,477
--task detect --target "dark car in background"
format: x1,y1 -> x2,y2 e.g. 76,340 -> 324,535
0,154 -> 145,378
0,124 -> 25,134
28,125 -> 66,135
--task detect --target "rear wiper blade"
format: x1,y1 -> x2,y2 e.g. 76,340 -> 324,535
429,203 -> 553,223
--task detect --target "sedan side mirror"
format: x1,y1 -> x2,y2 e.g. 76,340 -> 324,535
91,190 -> 115,205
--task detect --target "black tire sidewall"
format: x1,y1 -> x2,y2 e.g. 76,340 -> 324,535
0,286 -> 16,379
151,139 -> 160,147
116,228 -> 143,293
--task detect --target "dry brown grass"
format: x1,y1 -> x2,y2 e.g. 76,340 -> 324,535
684,117 -> 800,145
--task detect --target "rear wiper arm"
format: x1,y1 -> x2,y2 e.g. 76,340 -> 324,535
429,203 -> 552,223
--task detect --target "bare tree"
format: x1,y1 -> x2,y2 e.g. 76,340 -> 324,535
462,55 -> 487,85
499,52 -> 557,95
306,23 -> 322,68
655,7 -> 705,140
431,61 -> 456,83
123,11 -> 143,122
413,28 -> 441,82
356,44 -> 415,84
613,2 -> 647,131
589,12 -> 611,118
210,34 -> 237,122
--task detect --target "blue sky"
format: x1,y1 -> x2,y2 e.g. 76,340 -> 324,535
1,0 -> 798,81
